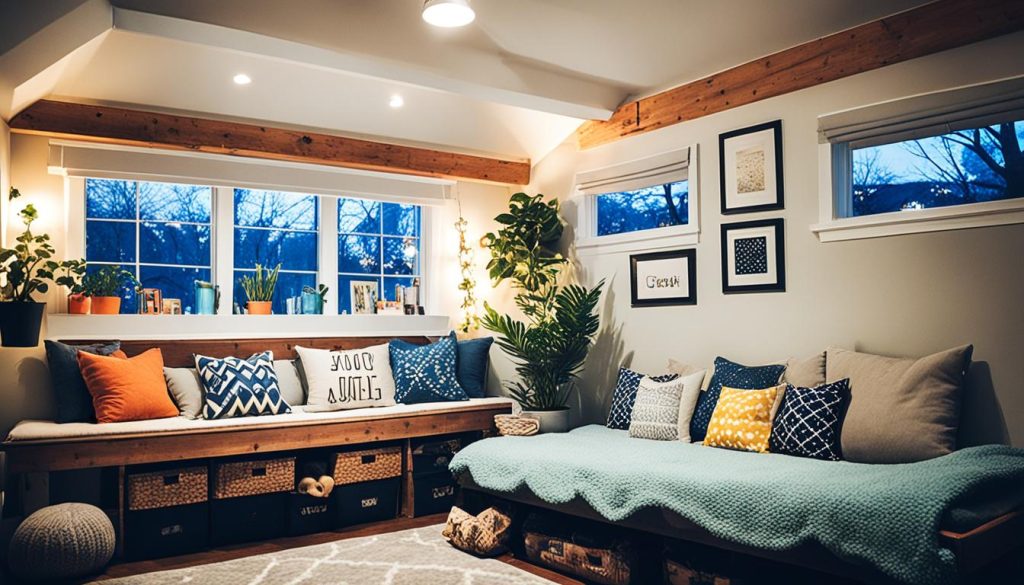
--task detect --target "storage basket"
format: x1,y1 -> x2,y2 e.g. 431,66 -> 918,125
127,466 -> 208,511
212,457 -> 295,499
494,414 -> 540,436
332,446 -> 402,486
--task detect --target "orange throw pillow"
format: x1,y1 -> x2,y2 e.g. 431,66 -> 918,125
78,348 -> 179,423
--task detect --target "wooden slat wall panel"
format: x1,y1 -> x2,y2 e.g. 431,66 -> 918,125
578,0 -> 1024,148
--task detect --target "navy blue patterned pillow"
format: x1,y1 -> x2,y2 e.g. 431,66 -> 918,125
690,357 -> 786,442
390,332 -> 469,404
195,351 -> 292,419
606,367 -> 678,430
770,379 -> 849,461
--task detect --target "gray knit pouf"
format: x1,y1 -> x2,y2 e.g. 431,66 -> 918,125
8,503 -> 115,581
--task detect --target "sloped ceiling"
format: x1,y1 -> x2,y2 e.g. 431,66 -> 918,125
1,0 -> 929,162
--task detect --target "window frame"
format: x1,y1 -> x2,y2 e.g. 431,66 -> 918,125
574,143 -> 700,256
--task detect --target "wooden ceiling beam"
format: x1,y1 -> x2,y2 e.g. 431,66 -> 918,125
9,100 -> 531,185
577,0 -> 1024,149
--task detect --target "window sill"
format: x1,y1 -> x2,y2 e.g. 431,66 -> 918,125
45,314 -> 452,341
575,225 -> 699,256
810,198 -> 1024,242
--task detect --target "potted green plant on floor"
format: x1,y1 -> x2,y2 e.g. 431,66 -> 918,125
481,192 -> 604,433
239,263 -> 280,315
85,265 -> 141,315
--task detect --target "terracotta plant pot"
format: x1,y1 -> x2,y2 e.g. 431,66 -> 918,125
68,294 -> 91,315
91,296 -> 122,315
0,301 -> 46,347
247,301 -> 273,315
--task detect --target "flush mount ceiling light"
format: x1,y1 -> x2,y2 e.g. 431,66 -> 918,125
389,94 -> 405,108
233,73 -> 252,85
422,0 -> 475,28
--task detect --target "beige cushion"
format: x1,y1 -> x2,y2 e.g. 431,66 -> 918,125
826,345 -> 973,463
783,352 -> 826,388
676,369 -> 707,442
274,359 -> 307,406
163,367 -> 203,419
667,359 -> 714,391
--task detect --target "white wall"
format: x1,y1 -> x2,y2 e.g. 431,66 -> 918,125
0,119 -> 10,245
529,32 -> 1024,447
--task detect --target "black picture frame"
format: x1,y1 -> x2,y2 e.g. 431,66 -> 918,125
719,119 -> 784,215
629,249 -> 697,307
721,218 -> 786,294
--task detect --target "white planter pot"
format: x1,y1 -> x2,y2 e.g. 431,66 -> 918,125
522,408 -> 571,433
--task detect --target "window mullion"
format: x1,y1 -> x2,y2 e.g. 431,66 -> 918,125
213,186 -> 235,315
319,195 -> 339,315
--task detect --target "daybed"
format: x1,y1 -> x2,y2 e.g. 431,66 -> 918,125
451,425 -> 1024,585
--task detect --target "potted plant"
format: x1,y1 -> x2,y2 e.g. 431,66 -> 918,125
0,199 -> 60,346
239,263 -> 279,315
85,265 -> 141,315
55,258 -> 90,314
481,192 -> 604,433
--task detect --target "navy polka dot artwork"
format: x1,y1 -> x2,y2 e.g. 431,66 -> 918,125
734,236 -> 768,275
690,357 -> 786,442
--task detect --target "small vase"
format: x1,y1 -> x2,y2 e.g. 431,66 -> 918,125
0,301 -> 46,347
68,294 -> 91,315
91,296 -> 122,315
521,407 -> 571,433
247,301 -> 272,315
301,291 -> 323,315
195,285 -> 216,315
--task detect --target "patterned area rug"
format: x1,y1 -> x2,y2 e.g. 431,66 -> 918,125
96,525 -> 554,585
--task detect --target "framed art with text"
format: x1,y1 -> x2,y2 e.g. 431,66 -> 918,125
629,249 -> 697,307
719,120 -> 784,214
721,218 -> 785,294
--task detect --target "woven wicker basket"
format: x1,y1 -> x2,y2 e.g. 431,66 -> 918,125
127,466 -> 208,511
332,446 -> 402,485
495,414 -> 540,436
213,457 -> 295,499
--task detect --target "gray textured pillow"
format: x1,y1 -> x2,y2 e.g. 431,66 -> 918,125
783,352 -> 826,388
163,367 -> 203,419
274,359 -> 306,406
826,345 -> 973,464
629,377 -> 686,441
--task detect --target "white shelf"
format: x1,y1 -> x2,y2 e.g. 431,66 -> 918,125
45,314 -> 452,340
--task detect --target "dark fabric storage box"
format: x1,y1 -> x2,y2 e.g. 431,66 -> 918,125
125,503 -> 209,559
523,512 -> 637,585
334,478 -> 400,527
411,435 -> 467,476
413,471 -> 458,517
211,493 -> 287,545
286,492 -> 335,536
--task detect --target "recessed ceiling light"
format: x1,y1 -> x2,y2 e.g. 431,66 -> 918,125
233,73 -> 252,85
389,95 -> 405,108
422,0 -> 475,28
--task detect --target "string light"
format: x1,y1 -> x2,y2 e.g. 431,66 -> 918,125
454,198 -> 480,332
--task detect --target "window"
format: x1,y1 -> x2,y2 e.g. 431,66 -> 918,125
337,197 -> 421,313
233,189 -> 319,314
850,122 -> 1024,216
85,178 -> 212,313
596,180 -> 689,236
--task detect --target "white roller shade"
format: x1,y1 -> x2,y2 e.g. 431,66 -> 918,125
819,76 -> 1024,149
47,141 -> 453,205
576,147 -> 690,196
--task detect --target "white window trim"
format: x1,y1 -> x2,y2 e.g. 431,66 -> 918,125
811,142 -> 1024,242
574,143 -> 700,256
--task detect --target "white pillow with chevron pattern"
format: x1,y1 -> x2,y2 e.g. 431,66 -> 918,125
194,351 -> 292,419
296,344 -> 397,412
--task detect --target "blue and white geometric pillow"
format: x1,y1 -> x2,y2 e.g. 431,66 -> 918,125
194,351 -> 292,419
689,357 -> 786,442
389,332 -> 469,404
606,367 -> 678,430
770,379 -> 849,461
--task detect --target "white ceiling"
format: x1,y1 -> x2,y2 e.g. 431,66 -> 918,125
1,0 -> 931,163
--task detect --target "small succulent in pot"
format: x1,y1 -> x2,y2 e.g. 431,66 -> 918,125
238,263 -> 280,314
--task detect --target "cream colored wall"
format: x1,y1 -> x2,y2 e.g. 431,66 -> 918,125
1,119 -> 10,245
529,32 -> 1024,447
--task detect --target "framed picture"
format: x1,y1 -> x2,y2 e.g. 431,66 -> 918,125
161,298 -> 182,315
140,288 -> 162,315
350,280 -> 379,314
629,249 -> 697,307
719,120 -> 784,214
721,218 -> 785,294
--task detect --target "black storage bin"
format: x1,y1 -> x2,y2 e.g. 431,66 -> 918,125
126,503 -> 209,559
411,435 -> 467,476
211,492 -> 287,545
334,478 -> 400,527
286,492 -> 335,536
413,471 -> 458,517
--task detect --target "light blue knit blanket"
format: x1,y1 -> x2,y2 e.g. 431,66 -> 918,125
449,425 -> 1024,585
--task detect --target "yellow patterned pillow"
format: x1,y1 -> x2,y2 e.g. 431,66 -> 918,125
704,384 -> 784,453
